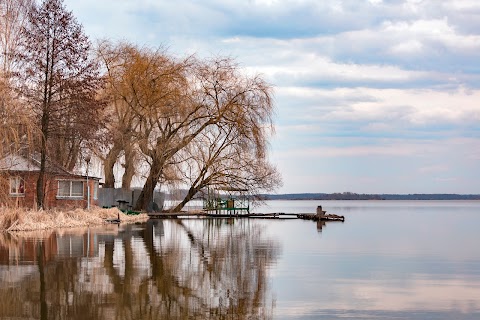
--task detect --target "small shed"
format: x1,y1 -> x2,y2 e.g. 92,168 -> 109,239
0,153 -> 100,209
203,187 -> 250,215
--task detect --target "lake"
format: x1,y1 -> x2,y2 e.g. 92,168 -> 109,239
0,200 -> 479,319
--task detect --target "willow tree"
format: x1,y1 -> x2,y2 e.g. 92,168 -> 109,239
96,42 -> 154,189
168,72 -> 282,213
99,41 -> 280,211
169,123 -> 281,212
134,57 -> 279,211
0,0 -> 30,157
99,43 -> 196,206
17,0 -> 103,208
0,78 -> 36,205
99,43 -> 207,209
0,0 -> 33,77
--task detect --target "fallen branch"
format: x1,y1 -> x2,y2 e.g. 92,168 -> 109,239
6,219 -> 19,232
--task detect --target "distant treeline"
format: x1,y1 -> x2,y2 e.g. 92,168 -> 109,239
261,192 -> 480,200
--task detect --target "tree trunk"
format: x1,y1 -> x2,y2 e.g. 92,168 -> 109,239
36,112 -> 48,209
134,158 -> 163,211
121,146 -> 135,190
103,142 -> 122,188
36,153 -> 46,209
133,172 -> 156,211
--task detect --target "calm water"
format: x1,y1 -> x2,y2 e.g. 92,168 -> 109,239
0,200 -> 479,319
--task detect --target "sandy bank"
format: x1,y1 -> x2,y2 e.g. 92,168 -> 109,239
0,207 -> 149,232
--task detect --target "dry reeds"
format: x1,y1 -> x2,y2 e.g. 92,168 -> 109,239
0,206 -> 148,232
0,206 -> 22,230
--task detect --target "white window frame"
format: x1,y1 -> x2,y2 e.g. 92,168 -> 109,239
93,181 -> 99,200
57,180 -> 84,199
9,176 -> 25,197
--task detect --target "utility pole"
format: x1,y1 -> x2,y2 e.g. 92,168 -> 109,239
85,155 -> 91,210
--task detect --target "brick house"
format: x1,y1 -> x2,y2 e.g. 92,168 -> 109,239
0,153 -> 100,209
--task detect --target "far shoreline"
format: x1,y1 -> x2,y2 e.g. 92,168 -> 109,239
261,193 -> 480,201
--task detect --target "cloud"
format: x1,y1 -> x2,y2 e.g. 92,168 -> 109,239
66,0 -> 480,81
248,52 -> 433,87
390,39 -> 424,55
215,29 -> 480,90
61,0 -> 480,193
276,138 -> 445,158
275,86 -> 480,130
382,18 -> 480,54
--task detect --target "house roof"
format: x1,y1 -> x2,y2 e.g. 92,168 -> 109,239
0,153 -> 76,176
0,154 -> 39,172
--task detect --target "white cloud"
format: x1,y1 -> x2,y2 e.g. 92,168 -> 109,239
278,139 -> 442,158
443,0 -> 480,11
61,0 -> 480,193
275,86 -> 480,128
382,18 -> 480,53
243,48 -> 432,86
389,39 -> 424,55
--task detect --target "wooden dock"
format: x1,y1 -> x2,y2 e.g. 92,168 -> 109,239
148,208 -> 345,222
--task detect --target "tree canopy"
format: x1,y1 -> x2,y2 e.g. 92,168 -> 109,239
0,0 -> 281,210
98,43 -> 281,211
13,0 -> 104,208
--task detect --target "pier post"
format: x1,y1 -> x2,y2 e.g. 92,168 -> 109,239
316,206 -> 326,219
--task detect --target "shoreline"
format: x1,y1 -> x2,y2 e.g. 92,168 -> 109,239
0,207 -> 149,232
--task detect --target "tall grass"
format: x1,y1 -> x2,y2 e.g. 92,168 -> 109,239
0,206 -> 148,232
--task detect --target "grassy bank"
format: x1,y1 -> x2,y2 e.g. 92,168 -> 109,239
0,207 -> 149,232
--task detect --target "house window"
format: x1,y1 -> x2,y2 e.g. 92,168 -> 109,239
9,177 -> 25,196
57,180 -> 84,198
93,181 -> 99,200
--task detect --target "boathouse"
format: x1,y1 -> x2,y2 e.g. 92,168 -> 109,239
0,153 -> 100,209
203,187 -> 250,215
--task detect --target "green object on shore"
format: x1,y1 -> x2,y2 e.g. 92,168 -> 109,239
126,210 -> 140,215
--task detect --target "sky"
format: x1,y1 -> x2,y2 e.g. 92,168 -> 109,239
63,0 -> 480,194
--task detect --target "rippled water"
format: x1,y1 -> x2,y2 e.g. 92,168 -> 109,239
0,200 -> 479,319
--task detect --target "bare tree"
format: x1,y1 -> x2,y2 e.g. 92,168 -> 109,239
99,42 -> 196,205
169,121 -> 281,212
0,0 -> 35,173
16,0 -> 104,209
99,41 -> 280,211
0,0 -> 33,78
0,77 -> 35,205
96,41 -> 168,189
0,0 -> 35,206
136,58 -> 273,209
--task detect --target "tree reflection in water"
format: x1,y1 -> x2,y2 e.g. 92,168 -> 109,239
0,218 -> 280,319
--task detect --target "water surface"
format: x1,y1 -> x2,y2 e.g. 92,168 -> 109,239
0,200 -> 479,319
258,200 -> 480,319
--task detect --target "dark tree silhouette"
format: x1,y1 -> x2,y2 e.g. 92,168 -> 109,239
17,0 -> 104,208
